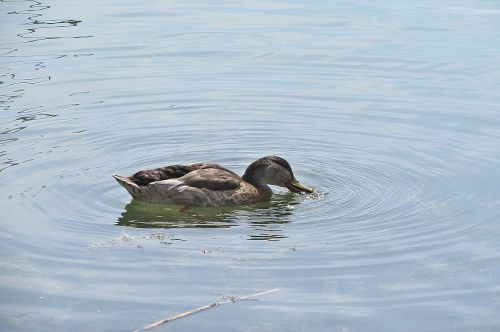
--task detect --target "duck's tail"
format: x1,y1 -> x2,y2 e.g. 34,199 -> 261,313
113,175 -> 141,198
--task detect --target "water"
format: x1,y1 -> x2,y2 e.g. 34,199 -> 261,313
1,0 -> 500,331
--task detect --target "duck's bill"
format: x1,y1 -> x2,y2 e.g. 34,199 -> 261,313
287,178 -> 315,194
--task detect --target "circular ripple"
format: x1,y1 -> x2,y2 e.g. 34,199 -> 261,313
280,132 -> 496,270
4,102 -> 496,272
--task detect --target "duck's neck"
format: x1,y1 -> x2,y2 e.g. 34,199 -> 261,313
242,167 -> 273,197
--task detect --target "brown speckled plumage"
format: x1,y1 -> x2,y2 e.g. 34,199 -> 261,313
113,156 -> 313,207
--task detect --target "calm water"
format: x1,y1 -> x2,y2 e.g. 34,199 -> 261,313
2,0 -> 500,331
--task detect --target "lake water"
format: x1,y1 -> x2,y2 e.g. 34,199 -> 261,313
1,0 -> 500,331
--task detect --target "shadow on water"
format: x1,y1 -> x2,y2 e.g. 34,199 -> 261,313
116,193 -> 299,240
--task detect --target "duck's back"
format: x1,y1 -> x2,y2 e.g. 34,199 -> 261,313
147,168 -> 245,206
114,163 -> 264,206
130,163 -> 237,186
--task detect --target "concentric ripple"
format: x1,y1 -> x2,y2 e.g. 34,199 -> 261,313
2,0 -> 500,331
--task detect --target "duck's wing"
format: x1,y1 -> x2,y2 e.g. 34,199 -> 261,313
151,168 -> 240,192
130,163 -> 237,186
146,168 -> 241,206
177,168 -> 241,191
136,168 -> 239,206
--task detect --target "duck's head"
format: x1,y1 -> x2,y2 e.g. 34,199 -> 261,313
242,155 -> 314,193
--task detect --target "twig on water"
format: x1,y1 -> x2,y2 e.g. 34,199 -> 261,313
134,288 -> 280,332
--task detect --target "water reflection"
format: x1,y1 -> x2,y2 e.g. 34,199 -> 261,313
116,193 -> 299,240
6,1 -> 86,43
0,0 -> 90,174
2,0 -> 500,330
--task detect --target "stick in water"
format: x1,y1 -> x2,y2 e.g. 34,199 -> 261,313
134,288 -> 280,332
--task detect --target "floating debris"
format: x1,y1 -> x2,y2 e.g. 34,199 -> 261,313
91,232 -> 175,249
134,288 -> 280,332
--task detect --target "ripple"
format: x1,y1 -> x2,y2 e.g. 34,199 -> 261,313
152,31 -> 277,62
2,96 -> 496,281
2,1 -> 500,330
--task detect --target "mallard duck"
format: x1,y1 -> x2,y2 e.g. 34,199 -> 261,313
113,155 -> 314,207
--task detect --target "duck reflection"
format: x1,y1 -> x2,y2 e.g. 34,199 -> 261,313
116,193 -> 298,240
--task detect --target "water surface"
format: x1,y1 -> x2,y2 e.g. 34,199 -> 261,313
1,0 -> 500,331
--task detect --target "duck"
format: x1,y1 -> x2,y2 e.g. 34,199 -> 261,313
113,155 -> 314,207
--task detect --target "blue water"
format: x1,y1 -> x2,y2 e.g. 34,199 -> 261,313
1,0 -> 500,331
